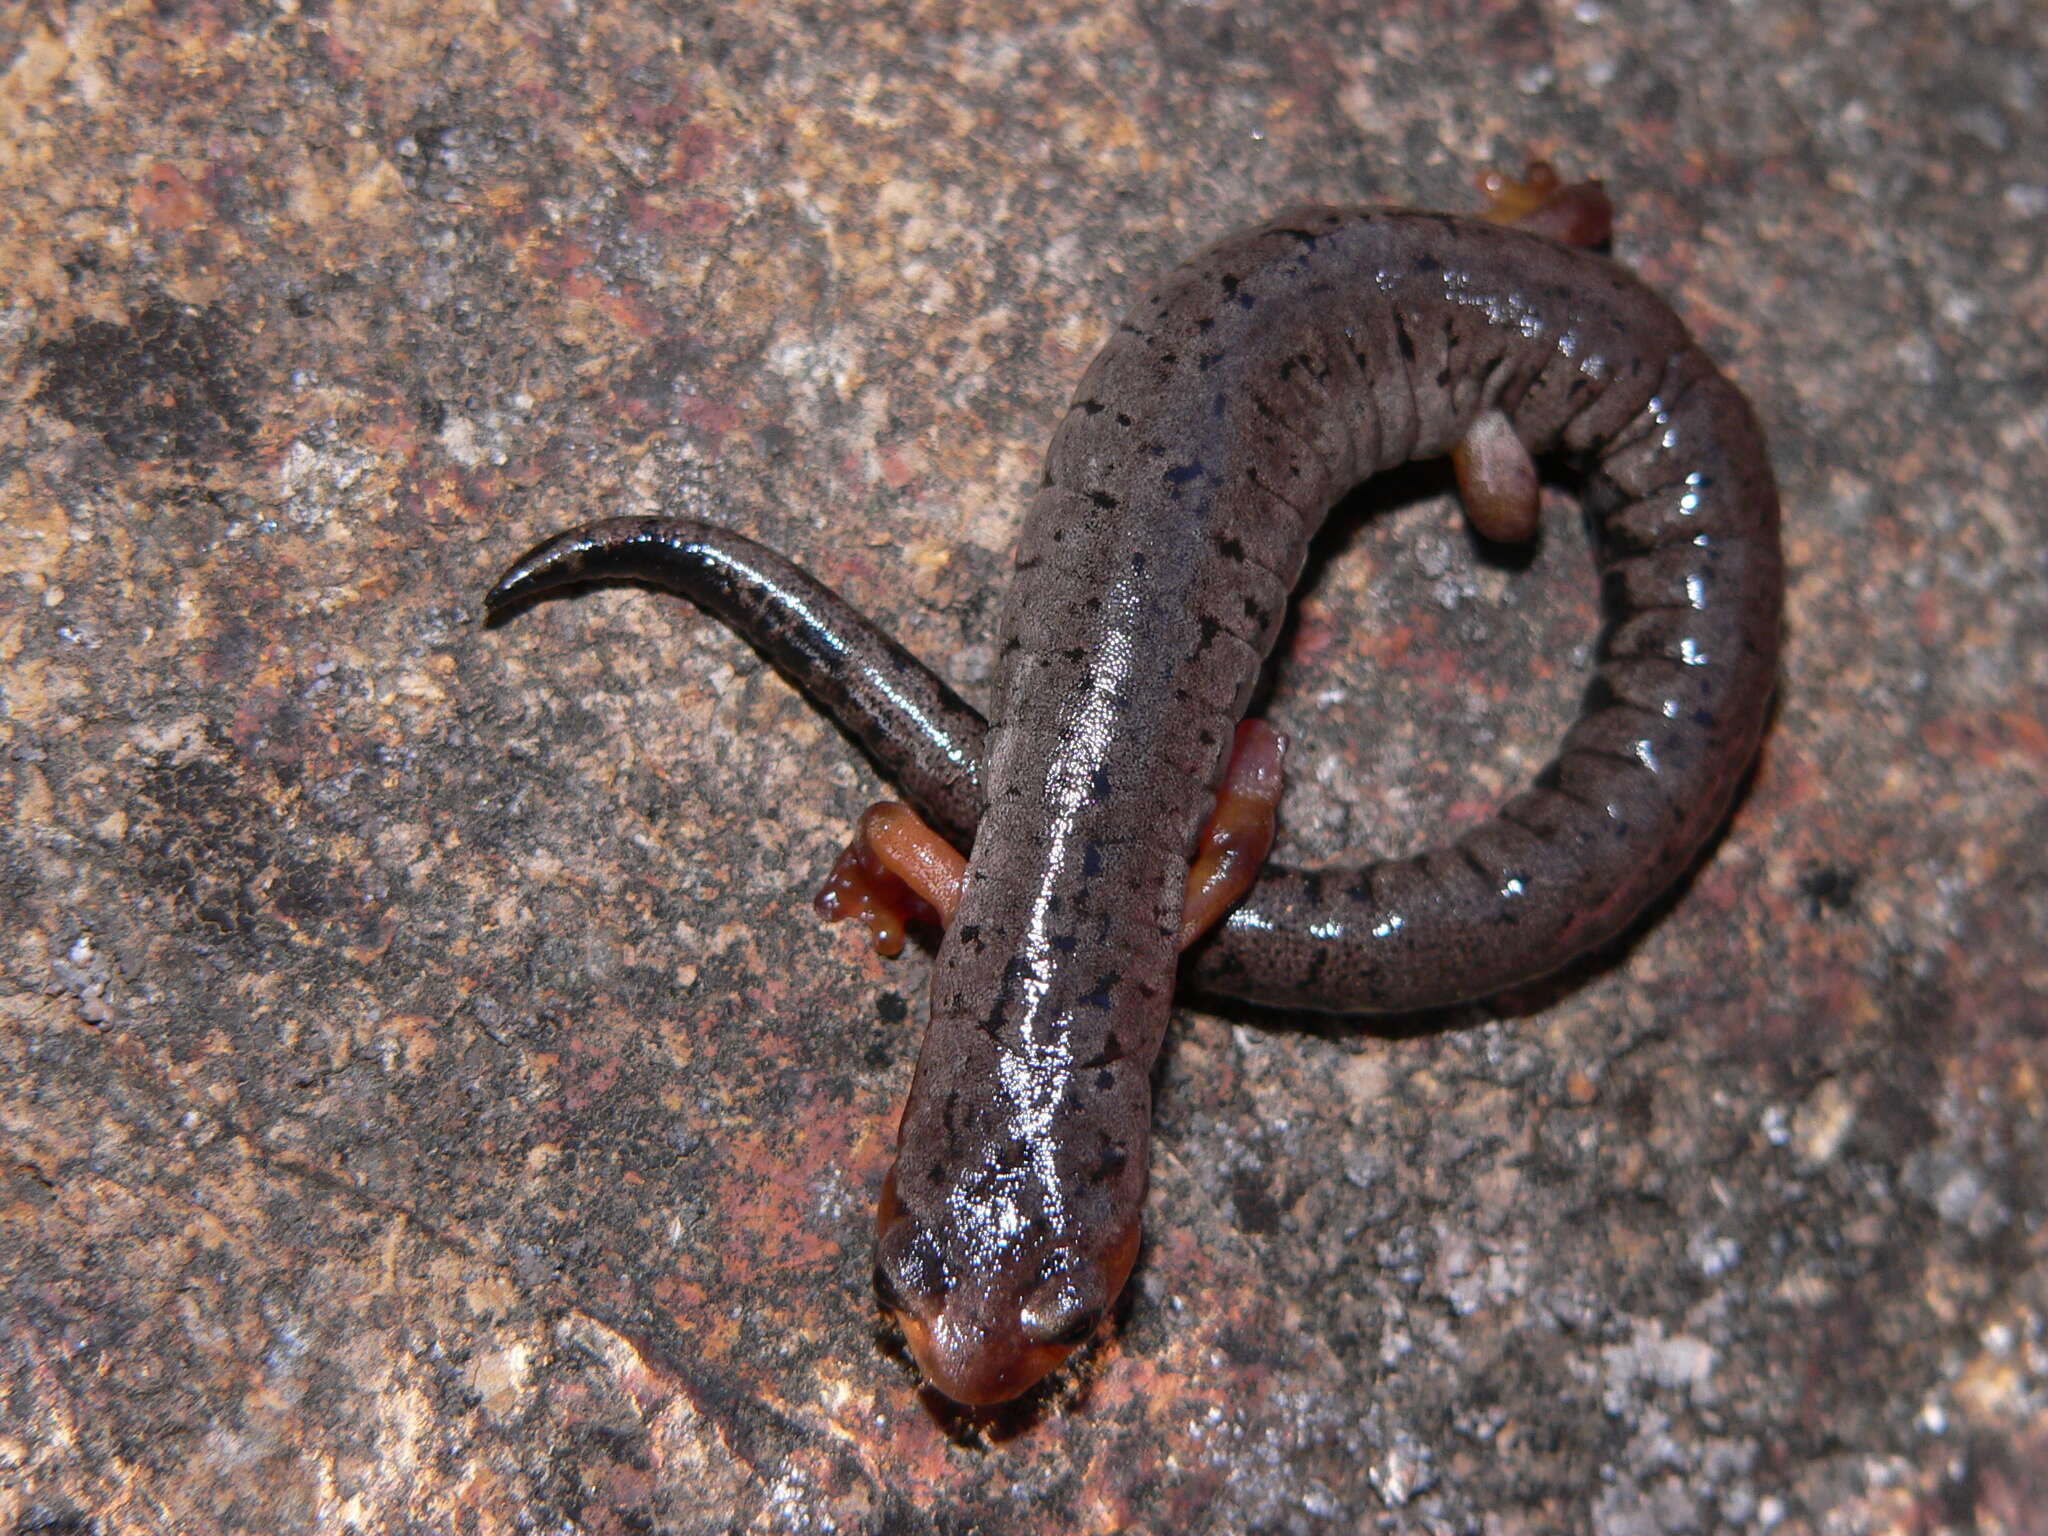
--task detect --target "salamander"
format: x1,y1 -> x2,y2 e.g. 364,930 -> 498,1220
486,167 -> 1783,1406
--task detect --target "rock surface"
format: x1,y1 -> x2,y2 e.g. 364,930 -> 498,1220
2,0 -> 2043,1531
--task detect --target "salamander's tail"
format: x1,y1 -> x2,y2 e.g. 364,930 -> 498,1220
483,515 -> 701,613
484,516 -> 989,842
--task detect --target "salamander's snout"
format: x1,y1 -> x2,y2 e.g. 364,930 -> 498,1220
872,1169 -> 1140,1406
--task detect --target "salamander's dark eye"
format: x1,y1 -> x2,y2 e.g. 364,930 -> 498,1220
1043,1309 -> 1101,1348
872,1264 -> 906,1314
1021,1278 -> 1102,1347
873,1209 -> 946,1315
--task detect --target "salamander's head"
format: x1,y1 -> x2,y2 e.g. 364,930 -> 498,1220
872,1165 -> 1143,1406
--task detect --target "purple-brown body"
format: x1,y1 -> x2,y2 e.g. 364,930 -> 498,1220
487,204 -> 1782,1404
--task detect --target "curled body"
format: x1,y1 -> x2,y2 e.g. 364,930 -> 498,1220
488,199 -> 1782,1405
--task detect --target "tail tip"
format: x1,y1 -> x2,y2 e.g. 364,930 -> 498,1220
482,560 -> 548,620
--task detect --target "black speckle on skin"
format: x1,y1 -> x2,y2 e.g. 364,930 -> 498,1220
1216,534 -> 1247,562
1087,490 -> 1119,510
1079,398 -> 1106,414
1456,844 -> 1497,886
1082,842 -> 1104,878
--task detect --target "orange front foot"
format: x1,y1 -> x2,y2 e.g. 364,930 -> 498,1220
815,803 -> 966,956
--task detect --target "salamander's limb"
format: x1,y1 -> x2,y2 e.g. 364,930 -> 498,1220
1177,721 -> 1288,950
1451,408 -> 1541,544
1447,162 -> 1610,545
1478,159 -> 1613,247
821,721 -> 1287,959
814,804 -> 959,957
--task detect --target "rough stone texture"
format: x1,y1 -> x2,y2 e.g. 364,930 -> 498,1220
2,0 -> 2043,1531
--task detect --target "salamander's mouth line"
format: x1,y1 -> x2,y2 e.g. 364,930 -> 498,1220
487,164 -> 1783,1406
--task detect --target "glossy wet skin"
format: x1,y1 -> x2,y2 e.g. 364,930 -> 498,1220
487,200 -> 1782,1405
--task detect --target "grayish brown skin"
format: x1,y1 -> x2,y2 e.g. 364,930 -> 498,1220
486,204 -> 1783,1404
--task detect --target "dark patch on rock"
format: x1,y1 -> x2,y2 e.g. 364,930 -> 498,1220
34,298 -> 256,461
